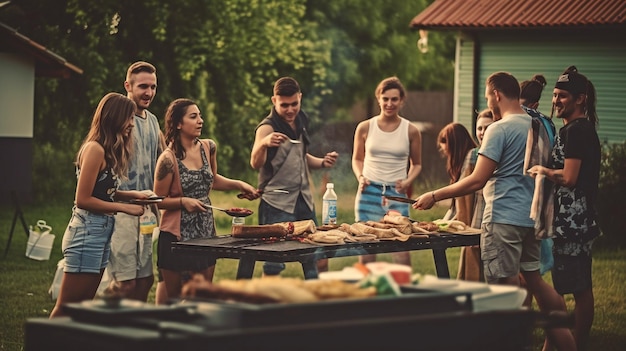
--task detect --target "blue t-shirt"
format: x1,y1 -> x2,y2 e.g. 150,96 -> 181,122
479,113 -> 534,228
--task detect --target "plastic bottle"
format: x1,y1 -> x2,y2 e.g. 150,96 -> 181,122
139,206 -> 158,235
322,182 -> 338,225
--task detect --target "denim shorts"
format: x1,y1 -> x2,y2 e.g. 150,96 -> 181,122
355,181 -> 409,222
62,207 -> 115,274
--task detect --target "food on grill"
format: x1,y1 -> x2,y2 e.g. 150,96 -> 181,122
382,213 -> 412,225
412,221 -> 440,233
292,219 -> 317,236
349,222 -> 411,241
231,223 -> 292,238
365,221 -> 413,235
317,224 -> 340,231
181,274 -> 377,304
432,219 -> 482,234
306,231 -> 347,244
227,207 -> 254,217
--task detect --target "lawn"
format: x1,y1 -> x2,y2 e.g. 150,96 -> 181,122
1,189 -> 625,350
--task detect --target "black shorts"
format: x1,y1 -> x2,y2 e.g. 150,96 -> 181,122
551,243 -> 593,295
157,230 -> 216,272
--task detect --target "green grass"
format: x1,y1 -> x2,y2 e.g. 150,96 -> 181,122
2,189 -> 625,350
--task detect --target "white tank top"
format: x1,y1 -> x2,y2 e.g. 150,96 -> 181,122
363,117 -> 410,183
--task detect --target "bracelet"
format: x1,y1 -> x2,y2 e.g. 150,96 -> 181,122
431,191 -> 437,202
321,159 -> 326,168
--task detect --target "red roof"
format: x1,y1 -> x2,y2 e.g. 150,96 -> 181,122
0,21 -> 83,78
410,0 -> 626,30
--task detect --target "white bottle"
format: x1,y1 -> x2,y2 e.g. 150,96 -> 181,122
322,182 -> 337,225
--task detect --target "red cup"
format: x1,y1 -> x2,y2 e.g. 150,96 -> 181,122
389,270 -> 411,285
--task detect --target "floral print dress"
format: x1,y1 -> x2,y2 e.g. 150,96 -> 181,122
179,142 -> 216,241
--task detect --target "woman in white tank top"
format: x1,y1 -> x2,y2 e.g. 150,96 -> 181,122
351,77 -> 423,266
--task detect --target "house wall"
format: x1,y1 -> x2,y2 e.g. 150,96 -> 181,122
0,53 -> 35,137
0,53 -> 34,204
454,29 -> 626,144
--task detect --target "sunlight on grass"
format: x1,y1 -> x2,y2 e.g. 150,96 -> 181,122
2,193 -> 625,351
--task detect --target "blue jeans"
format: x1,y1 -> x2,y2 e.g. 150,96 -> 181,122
259,195 -> 317,275
355,181 -> 409,221
62,207 -> 115,273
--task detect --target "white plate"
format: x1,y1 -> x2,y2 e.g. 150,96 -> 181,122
404,275 -> 491,294
415,275 -> 459,290
472,285 -> 527,312
318,267 -> 364,282
130,196 -> 164,204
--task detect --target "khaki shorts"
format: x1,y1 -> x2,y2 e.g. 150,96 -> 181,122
481,223 -> 539,283
107,212 -> 153,281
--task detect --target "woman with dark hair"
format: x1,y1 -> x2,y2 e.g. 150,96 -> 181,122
436,123 -> 477,222
154,98 -> 259,300
519,73 -> 558,307
50,93 -> 147,318
520,74 -> 547,110
456,110 -> 493,282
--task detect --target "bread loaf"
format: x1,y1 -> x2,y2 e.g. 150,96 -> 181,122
292,219 -> 317,235
382,214 -> 412,225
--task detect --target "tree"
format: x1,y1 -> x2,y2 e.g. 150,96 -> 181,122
304,0 -> 456,120
1,0 -> 454,203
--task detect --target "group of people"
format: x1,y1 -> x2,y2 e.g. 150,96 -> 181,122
413,67 -> 600,351
48,59 -> 600,350
49,63 -> 339,317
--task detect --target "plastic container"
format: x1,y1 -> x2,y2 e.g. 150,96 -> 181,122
26,220 -> 55,261
231,216 -> 245,234
322,183 -> 337,225
139,206 -> 158,235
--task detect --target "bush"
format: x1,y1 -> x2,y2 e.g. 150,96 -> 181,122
596,141 -> 626,248
32,142 -> 76,205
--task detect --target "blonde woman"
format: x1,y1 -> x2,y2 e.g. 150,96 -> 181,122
50,93 -> 147,318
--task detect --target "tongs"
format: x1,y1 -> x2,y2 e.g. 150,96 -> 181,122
384,195 -> 416,204
237,189 -> 289,199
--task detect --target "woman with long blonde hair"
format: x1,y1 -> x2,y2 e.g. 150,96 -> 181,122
50,93 -> 149,318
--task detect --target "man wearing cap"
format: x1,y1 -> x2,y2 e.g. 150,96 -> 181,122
528,66 -> 601,350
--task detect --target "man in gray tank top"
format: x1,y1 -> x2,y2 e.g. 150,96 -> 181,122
250,77 -> 338,276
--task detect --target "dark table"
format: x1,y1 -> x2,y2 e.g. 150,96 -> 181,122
24,311 -> 539,351
172,233 -> 480,279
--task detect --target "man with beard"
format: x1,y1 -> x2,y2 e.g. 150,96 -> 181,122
107,61 -> 165,301
413,72 -> 575,350
528,66 -> 600,350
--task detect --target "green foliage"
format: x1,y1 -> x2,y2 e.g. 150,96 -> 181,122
596,141 -> 626,248
0,0 -> 453,203
304,0 -> 456,111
